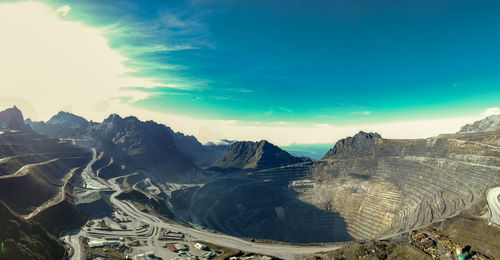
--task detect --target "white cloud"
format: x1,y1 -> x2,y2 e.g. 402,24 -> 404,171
482,107 -> 500,117
80,105 -> 481,146
0,1 -> 158,121
119,44 -> 198,55
0,1 -> 492,148
55,5 -> 70,16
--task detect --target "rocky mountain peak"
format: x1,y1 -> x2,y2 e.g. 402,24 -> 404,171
458,114 -> 500,133
103,114 -> 123,123
0,105 -> 28,130
47,111 -> 89,129
212,140 -> 310,170
323,131 -> 382,159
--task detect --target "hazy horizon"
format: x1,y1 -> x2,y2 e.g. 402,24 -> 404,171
1,0 -> 499,145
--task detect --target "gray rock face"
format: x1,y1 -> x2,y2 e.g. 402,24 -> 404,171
26,111 -> 92,138
211,140 -> 310,170
88,114 -> 193,178
307,129 -> 500,240
324,131 -> 382,159
459,114 -> 500,133
47,111 -> 90,129
0,106 -> 28,130
27,111 -> 225,169
180,127 -> 499,243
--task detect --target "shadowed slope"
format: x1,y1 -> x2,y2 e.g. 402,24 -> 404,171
212,140 -> 310,170
0,202 -> 65,260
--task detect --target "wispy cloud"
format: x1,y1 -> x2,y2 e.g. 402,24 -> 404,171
225,88 -> 253,93
482,107 -> 500,117
56,5 -> 70,16
316,115 -> 337,119
351,111 -> 372,116
90,6 -> 213,92
119,44 -> 198,56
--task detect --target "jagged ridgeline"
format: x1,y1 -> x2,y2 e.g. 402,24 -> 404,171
2,105 -> 500,246
308,126 -> 500,240
172,117 -> 500,243
26,111 -> 229,175
211,140 -> 311,170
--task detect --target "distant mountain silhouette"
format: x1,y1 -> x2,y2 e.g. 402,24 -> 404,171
26,111 -> 94,138
212,140 -> 310,170
0,106 -> 29,130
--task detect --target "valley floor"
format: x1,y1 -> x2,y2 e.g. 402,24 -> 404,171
62,154 -> 344,260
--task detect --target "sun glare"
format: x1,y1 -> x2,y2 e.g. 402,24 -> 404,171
0,1 -> 155,121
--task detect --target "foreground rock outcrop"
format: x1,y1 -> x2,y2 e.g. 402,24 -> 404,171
0,202 -> 65,260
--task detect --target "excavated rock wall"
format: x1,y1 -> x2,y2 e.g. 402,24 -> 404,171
295,130 -> 500,240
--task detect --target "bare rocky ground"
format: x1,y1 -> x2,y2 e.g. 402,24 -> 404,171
305,185 -> 500,260
162,129 -> 500,246
305,240 -> 430,260
3,107 -> 499,259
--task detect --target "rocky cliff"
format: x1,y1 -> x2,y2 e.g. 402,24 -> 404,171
211,140 -> 310,170
323,131 -> 383,159
0,106 -> 28,130
88,114 -> 193,178
305,128 -> 500,240
459,114 -> 500,133
180,116 -> 500,244
27,111 -> 226,170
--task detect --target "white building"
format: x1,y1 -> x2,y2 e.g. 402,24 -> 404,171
194,243 -> 208,250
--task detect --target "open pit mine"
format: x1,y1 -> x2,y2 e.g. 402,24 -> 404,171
0,106 -> 499,260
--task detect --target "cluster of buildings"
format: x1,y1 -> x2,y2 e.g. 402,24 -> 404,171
160,230 -> 185,240
411,227 -> 489,260
163,242 -> 217,259
410,231 -> 438,259
88,239 -> 123,249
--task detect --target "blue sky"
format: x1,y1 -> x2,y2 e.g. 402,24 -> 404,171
1,0 -> 499,145
34,0 -> 499,123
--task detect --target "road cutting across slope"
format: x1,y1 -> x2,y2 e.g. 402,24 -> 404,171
487,186 -> 500,226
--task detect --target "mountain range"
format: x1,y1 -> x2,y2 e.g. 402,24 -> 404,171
0,106 -> 499,259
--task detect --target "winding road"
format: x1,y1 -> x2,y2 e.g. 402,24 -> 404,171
63,231 -> 82,260
108,174 -> 342,259
22,167 -> 80,219
64,151 -> 343,260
